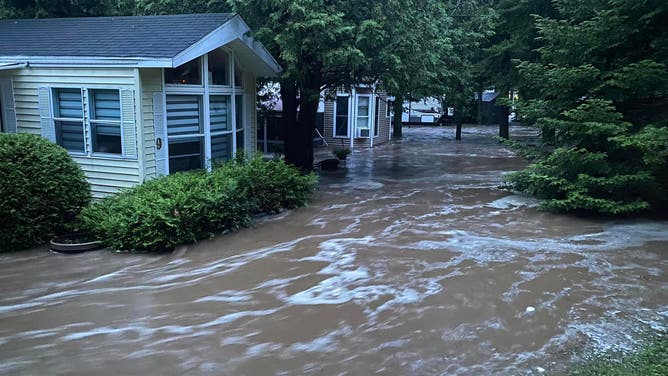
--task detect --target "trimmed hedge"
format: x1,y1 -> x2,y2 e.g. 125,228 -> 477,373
81,156 -> 317,252
0,133 -> 91,252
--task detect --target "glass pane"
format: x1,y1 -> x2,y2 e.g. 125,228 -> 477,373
54,89 -> 82,118
211,133 -> 232,162
55,120 -> 85,152
91,90 -> 120,121
210,95 -> 231,132
235,95 -> 243,131
236,129 -> 244,151
335,96 -> 349,136
357,117 -> 369,129
208,49 -> 229,86
168,137 -> 204,173
165,59 -> 201,85
234,60 -> 242,87
166,95 -> 202,137
92,123 -> 121,154
357,97 -> 370,117
336,96 -> 349,116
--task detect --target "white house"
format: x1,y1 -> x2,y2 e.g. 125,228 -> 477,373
0,13 -> 281,197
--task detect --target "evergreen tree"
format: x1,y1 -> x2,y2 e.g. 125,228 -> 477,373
507,0 -> 668,215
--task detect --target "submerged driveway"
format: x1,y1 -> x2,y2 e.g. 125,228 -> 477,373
1,126 -> 667,375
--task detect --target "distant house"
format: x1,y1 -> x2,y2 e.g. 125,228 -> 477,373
0,13 -> 281,197
400,97 -> 443,124
480,90 -> 505,125
323,86 -> 392,149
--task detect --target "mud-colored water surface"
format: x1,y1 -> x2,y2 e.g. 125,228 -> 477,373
1,126 -> 666,375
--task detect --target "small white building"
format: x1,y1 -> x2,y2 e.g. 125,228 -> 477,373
322,86 -> 392,149
0,14 -> 281,197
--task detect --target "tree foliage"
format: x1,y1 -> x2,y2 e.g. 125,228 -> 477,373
506,0 -> 668,215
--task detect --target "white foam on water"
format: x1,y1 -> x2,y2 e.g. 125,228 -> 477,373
487,195 -> 541,209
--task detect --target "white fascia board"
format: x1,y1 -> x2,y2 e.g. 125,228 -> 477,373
0,56 -> 171,68
172,15 -> 248,68
172,15 -> 282,76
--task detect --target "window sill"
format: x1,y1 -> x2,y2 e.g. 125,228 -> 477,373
68,152 -> 138,161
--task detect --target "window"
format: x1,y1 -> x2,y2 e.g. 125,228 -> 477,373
374,97 -> 381,137
208,49 -> 230,86
53,88 -> 85,153
90,90 -> 122,154
335,95 -> 349,137
166,95 -> 204,173
235,94 -> 244,150
210,95 -> 233,162
355,95 -> 371,138
165,58 -> 202,85
386,100 -> 393,118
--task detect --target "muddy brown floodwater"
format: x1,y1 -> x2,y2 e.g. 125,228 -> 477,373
1,126 -> 667,375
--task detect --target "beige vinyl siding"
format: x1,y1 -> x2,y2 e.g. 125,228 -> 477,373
139,68 -> 162,179
322,89 -> 391,149
375,92 -> 391,146
9,67 -> 141,198
323,100 -> 336,144
244,71 -> 257,153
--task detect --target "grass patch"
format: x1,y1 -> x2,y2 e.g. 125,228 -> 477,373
569,335 -> 667,376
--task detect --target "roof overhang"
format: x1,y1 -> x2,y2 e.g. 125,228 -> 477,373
0,15 -> 282,76
171,15 -> 281,76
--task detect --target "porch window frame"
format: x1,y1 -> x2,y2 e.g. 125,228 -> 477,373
162,49 -> 246,174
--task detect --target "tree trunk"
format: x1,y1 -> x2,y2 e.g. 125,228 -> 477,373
283,70 -> 321,171
281,79 -> 302,166
499,100 -> 510,139
392,94 -> 403,138
455,109 -> 462,141
476,87 -> 483,125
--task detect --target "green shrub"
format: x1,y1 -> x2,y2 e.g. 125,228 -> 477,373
0,133 -> 91,252
226,155 -> 318,214
81,155 -> 317,252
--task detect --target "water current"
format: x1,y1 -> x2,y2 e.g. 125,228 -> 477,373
0,126 -> 666,375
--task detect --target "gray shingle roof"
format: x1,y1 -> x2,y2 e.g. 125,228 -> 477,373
0,13 -> 236,58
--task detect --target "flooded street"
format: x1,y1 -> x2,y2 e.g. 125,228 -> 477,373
1,126 -> 667,375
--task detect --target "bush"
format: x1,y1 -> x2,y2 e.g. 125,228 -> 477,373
0,133 -> 91,252
81,156 -> 317,252
228,155 -> 318,214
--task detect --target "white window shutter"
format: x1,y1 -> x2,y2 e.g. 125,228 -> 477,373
0,79 -> 16,133
153,92 -> 167,175
120,89 -> 137,158
37,87 -> 55,141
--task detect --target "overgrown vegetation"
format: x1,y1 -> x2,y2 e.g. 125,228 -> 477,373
0,133 -> 91,252
502,0 -> 668,215
569,335 -> 667,376
81,156 -> 317,252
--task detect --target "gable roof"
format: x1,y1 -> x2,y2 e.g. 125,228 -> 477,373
0,13 -> 281,75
